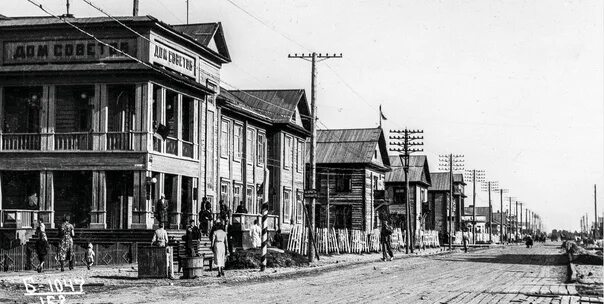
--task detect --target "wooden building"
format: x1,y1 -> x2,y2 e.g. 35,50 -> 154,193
384,155 -> 431,234
427,172 -> 466,243
311,128 -> 390,232
218,90 -> 311,233
0,16 -> 230,243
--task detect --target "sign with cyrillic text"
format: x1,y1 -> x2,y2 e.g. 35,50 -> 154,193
3,39 -> 136,64
150,39 -> 196,78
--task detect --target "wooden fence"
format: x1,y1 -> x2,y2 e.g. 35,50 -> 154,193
0,242 -> 140,272
454,232 -> 501,244
286,226 -> 440,255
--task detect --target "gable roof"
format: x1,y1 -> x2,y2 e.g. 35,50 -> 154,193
429,172 -> 466,191
171,22 -> 231,61
314,128 -> 390,170
385,155 -> 431,185
221,89 -> 310,131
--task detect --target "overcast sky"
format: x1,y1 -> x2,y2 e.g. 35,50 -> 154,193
5,0 -> 603,232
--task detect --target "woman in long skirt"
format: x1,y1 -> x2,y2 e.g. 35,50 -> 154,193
58,216 -> 75,271
211,222 -> 228,277
35,222 -> 49,273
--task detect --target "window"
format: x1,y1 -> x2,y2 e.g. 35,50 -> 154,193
296,140 -> 304,172
181,96 -> 194,143
283,188 -> 292,223
373,176 -> 378,190
257,133 -> 266,166
165,90 -> 177,138
233,124 -> 243,160
3,86 -> 42,134
207,111 -> 215,190
246,186 -> 255,213
257,184 -> 264,210
246,129 -> 255,162
335,205 -> 352,229
296,190 -> 303,223
336,173 -> 352,192
206,80 -> 216,105
284,135 -> 292,169
220,181 -> 230,205
233,183 -> 242,210
55,85 -> 95,133
220,120 -> 229,158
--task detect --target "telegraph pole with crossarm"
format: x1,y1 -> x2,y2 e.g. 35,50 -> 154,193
389,128 -> 424,254
439,154 -> 464,250
288,52 -> 342,262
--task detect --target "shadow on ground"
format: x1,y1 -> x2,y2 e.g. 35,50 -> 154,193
436,254 -> 567,266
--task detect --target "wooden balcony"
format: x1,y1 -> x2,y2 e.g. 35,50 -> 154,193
55,132 -> 93,150
1,133 -> 41,150
0,209 -> 38,229
0,132 -> 147,152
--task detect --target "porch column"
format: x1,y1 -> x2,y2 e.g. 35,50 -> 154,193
40,86 -> 56,151
90,171 -> 107,229
0,173 -> 2,227
169,175 -> 182,229
38,171 -> 54,228
176,94 -> 182,156
134,83 -> 149,151
0,86 -> 3,151
92,84 -> 107,151
132,171 -> 153,229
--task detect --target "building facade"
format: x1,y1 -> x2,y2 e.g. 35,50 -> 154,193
311,128 -> 390,232
384,155 -> 431,236
427,172 -> 466,243
0,16 -> 231,237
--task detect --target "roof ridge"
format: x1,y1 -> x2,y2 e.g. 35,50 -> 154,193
317,127 -> 380,131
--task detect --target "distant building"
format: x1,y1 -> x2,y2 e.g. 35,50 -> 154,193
384,155 -> 431,234
427,172 -> 466,242
310,127 -> 390,232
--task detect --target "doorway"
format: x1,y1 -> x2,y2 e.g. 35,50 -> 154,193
54,171 -> 92,228
106,171 -> 133,229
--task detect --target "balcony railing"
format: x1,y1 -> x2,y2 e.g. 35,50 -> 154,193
106,131 -> 133,151
1,133 -> 41,150
0,209 -> 38,229
55,132 -> 93,150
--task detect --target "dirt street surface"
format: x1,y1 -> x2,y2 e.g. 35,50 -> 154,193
2,243 -> 602,303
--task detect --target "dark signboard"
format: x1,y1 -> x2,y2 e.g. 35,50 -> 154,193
2,39 -> 137,64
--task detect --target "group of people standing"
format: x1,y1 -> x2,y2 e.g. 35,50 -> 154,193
33,216 -> 95,272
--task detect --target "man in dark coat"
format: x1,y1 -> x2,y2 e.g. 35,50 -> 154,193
156,194 -> 169,227
380,220 -> 394,261
198,197 -> 211,235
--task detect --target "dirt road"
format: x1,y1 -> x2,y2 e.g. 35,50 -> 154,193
4,243 -> 602,303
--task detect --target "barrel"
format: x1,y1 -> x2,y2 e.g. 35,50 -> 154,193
182,256 -> 205,279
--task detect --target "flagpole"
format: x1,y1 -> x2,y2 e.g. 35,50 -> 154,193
379,104 -> 382,128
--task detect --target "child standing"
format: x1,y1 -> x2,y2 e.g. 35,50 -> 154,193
85,243 -> 95,270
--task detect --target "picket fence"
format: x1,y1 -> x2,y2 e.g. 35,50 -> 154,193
454,232 -> 501,245
286,226 -> 440,255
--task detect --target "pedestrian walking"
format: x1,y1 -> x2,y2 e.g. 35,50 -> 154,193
34,221 -> 48,273
462,230 -> 469,253
249,219 -> 261,249
85,243 -> 95,270
219,200 -> 231,224
155,194 -> 169,227
58,216 -> 75,272
184,220 -> 197,257
380,220 -> 394,261
211,222 -> 228,277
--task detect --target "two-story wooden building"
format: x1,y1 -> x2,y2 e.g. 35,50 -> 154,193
311,128 -> 390,232
427,172 -> 466,243
384,155 -> 431,236
217,89 -> 311,234
0,16 -> 230,243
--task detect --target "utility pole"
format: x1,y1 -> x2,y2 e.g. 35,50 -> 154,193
482,181 -> 498,243
186,0 -> 189,24
508,197 -> 512,241
595,184 -> 598,238
520,203 -> 523,235
390,128 -> 424,254
326,171 -> 330,230
288,52 -> 341,262
439,154 -> 464,250
464,169 -> 484,244
515,201 -> 519,238
499,188 -> 508,243
132,0 -> 139,16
